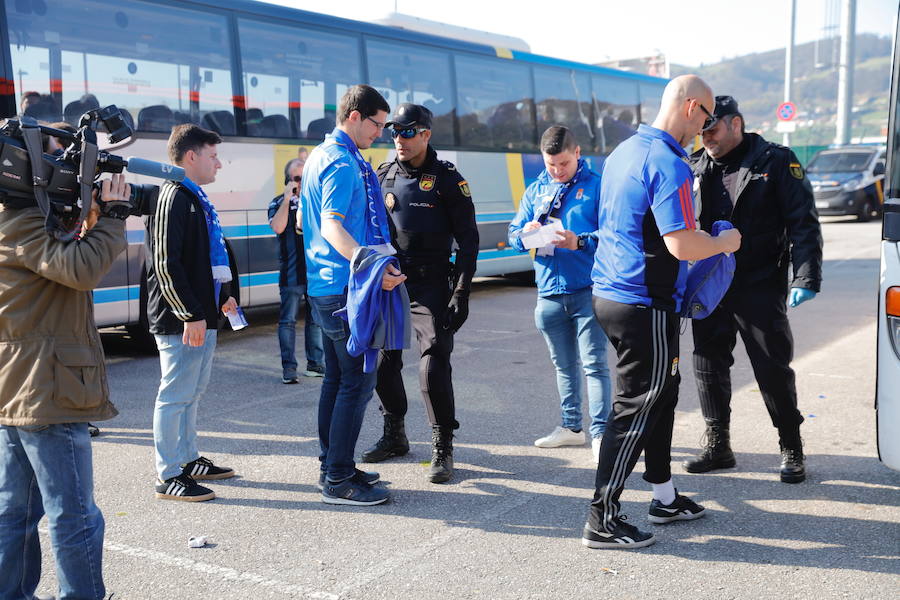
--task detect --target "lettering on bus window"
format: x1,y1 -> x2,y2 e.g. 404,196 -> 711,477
455,55 -> 536,152
534,67 -> 594,151
366,39 -> 456,146
592,75 -> 640,155
5,0 -> 234,133
238,19 -> 361,140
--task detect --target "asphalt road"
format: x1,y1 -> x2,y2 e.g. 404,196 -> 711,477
32,217 -> 900,600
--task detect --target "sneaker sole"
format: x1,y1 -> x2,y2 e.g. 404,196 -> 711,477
648,508 -> 706,524
192,471 -> 236,481
155,491 -> 216,502
534,439 -> 585,448
581,535 -> 656,549
303,371 -> 324,378
321,494 -> 389,506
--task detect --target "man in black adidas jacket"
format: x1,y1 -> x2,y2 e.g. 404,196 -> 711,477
684,96 -> 823,483
145,124 -> 238,502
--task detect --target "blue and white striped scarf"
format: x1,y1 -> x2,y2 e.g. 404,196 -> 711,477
182,177 -> 231,285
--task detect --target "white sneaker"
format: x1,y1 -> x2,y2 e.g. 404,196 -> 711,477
592,437 -> 602,462
534,426 -> 585,448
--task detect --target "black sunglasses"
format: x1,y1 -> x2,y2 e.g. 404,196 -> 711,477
390,127 -> 428,139
699,103 -> 718,132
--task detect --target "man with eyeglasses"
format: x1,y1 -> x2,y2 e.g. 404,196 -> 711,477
301,84 -> 405,506
361,103 -> 479,484
683,95 -> 822,484
582,75 -> 742,550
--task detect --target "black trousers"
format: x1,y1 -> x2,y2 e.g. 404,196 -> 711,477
691,280 -> 803,435
588,296 -> 681,532
375,277 -> 458,429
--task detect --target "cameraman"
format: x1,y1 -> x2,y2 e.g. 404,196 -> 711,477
0,174 -> 130,600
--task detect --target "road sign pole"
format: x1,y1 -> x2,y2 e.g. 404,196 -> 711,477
784,0 -> 796,146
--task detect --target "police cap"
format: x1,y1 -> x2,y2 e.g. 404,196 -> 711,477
713,95 -> 741,120
386,103 -> 432,129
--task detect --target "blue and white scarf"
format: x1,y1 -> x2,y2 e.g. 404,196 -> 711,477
328,129 -> 392,248
536,158 -> 587,224
182,177 -> 231,284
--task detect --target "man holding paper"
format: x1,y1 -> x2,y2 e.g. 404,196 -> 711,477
508,126 -> 611,461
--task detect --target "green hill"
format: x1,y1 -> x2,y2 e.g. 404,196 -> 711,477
671,33 -> 892,149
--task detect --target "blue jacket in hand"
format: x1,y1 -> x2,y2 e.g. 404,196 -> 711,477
336,247 -> 410,372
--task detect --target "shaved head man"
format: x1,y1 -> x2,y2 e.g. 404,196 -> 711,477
582,74 -> 740,550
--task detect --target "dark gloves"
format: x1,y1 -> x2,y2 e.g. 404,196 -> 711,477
443,292 -> 469,332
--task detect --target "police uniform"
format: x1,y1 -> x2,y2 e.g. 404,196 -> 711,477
686,96 -> 823,481
363,103 -> 479,483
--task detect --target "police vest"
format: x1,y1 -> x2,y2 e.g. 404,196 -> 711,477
381,161 -> 454,264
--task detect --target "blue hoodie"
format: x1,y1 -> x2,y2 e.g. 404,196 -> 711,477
336,247 -> 411,373
508,159 -> 602,297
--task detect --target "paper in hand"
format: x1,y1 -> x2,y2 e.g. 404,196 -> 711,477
520,219 -> 564,250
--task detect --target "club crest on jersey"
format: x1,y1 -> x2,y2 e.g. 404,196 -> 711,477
671,357 -> 679,376
384,192 -> 396,211
458,180 -> 471,197
575,188 -> 584,200
420,174 -> 436,191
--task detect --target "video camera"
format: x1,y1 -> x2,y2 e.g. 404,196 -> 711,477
0,104 -> 184,241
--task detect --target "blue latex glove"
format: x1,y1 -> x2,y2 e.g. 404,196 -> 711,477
788,287 -> 816,307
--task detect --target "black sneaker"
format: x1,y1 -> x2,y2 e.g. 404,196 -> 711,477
303,364 -> 325,378
322,475 -> 390,506
282,375 -> 299,384
582,516 -> 656,549
317,468 -> 380,491
648,491 -> 707,524
182,456 -> 235,480
155,473 -> 215,502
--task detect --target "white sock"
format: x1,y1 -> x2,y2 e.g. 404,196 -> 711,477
652,479 -> 677,505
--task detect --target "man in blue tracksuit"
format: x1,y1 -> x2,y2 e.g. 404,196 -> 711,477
509,126 -> 612,461
301,84 -> 406,507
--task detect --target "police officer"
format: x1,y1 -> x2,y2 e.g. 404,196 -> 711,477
361,103 -> 479,483
684,95 -> 823,483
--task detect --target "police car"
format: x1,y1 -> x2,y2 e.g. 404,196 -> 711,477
807,145 -> 886,221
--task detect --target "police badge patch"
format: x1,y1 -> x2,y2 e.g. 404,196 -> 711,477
384,192 -> 396,211
458,180 -> 471,197
420,174 -> 436,191
789,162 -> 804,179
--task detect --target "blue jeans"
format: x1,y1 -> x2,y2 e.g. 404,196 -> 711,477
278,284 -> 324,378
534,288 -> 612,438
153,329 -> 218,481
0,423 -> 106,599
308,294 -> 377,482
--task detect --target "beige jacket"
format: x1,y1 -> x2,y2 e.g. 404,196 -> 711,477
0,205 -> 126,426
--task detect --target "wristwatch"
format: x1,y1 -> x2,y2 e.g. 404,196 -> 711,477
576,235 -> 586,250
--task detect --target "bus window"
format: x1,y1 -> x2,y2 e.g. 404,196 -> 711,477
238,19 -> 361,140
534,67 -> 593,149
592,75 -> 639,155
366,39 -> 456,146
639,82 -> 664,126
455,54 -> 536,152
5,0 -> 234,132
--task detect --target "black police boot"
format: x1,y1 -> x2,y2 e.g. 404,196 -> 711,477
778,428 -> 805,483
683,422 -> 736,473
429,425 -> 454,484
361,415 -> 409,463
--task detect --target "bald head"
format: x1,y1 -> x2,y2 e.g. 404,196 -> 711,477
653,74 -> 714,147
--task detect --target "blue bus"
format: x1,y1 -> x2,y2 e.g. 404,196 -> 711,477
0,0 -> 667,337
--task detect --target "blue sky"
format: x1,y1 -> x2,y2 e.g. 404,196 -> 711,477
259,0 -> 896,67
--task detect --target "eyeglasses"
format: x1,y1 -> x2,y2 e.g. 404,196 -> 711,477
699,103 -> 718,132
390,127 -> 428,139
366,116 -> 386,130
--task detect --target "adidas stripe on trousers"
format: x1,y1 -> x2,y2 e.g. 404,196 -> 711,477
588,296 -> 681,533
